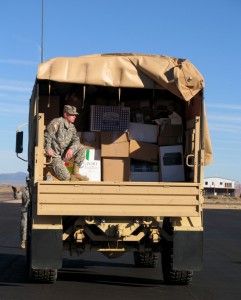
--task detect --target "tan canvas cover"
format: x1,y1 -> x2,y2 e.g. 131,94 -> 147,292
37,53 -> 212,164
37,53 -> 204,101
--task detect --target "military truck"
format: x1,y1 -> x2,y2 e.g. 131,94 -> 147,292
16,53 -> 212,284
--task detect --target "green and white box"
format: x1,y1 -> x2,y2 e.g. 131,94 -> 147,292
80,149 -> 101,181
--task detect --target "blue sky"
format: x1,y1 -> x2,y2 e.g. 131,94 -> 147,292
0,0 -> 240,183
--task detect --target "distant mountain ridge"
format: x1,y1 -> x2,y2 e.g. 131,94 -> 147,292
0,172 -> 28,185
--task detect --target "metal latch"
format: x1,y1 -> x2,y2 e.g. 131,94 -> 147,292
186,154 -> 195,167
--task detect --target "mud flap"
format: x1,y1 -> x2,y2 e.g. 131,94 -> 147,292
173,231 -> 203,271
31,229 -> 62,269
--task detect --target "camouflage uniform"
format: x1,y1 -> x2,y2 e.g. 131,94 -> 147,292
12,185 -> 30,247
44,117 -> 85,180
21,186 -> 30,242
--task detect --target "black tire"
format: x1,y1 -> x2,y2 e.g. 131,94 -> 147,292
27,233 -> 58,284
26,204 -> 57,284
26,202 -> 32,274
133,251 -> 159,268
161,218 -> 193,285
30,268 -> 57,283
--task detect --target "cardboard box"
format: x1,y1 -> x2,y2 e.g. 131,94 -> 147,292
90,105 -> 130,131
78,132 -> 101,149
158,136 -> 183,146
129,122 -> 158,143
131,172 -> 159,182
129,140 -> 158,163
159,145 -> 185,182
102,158 -> 130,181
101,131 -> 129,157
158,124 -> 183,146
79,149 -> 101,181
159,124 -> 183,136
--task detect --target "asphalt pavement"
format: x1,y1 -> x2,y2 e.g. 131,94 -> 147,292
0,194 -> 241,300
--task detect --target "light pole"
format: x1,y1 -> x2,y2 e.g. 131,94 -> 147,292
41,0 -> 44,63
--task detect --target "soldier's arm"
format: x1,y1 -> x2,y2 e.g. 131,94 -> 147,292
69,127 -> 81,151
44,118 -> 60,151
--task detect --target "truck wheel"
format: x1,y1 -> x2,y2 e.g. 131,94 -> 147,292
161,218 -> 193,285
31,268 -> 57,283
26,214 -> 58,283
133,251 -> 159,268
26,203 -> 32,275
27,234 -> 58,283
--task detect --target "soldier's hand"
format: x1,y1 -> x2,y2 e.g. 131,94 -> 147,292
65,148 -> 73,160
46,149 -> 54,157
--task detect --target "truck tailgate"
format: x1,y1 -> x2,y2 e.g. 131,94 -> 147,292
37,181 -> 202,217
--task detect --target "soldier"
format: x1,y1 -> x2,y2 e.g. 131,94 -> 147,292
12,178 -> 30,249
44,105 -> 88,181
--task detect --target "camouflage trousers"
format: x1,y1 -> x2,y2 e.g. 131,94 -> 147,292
20,210 -> 27,241
50,146 -> 85,180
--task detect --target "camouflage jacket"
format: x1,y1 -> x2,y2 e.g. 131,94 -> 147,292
44,117 -> 81,156
22,186 -> 30,212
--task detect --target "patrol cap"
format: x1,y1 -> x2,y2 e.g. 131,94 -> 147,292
64,105 -> 79,115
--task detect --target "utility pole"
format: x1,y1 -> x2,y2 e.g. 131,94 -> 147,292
41,0 -> 44,63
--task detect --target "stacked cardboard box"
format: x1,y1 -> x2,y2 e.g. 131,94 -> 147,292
102,158 -> 130,181
78,132 -> 101,181
80,148 -> 101,181
158,123 -> 183,146
77,105 -> 185,183
101,132 -> 129,157
101,131 -> 130,181
129,122 -> 158,143
78,132 -> 101,149
129,123 -> 159,182
129,140 -> 158,163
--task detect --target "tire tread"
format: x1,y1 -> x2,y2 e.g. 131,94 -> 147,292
134,252 -> 159,268
31,268 -> 57,283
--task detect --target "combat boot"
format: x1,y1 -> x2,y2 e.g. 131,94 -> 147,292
71,165 -> 89,181
21,240 -> 26,249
